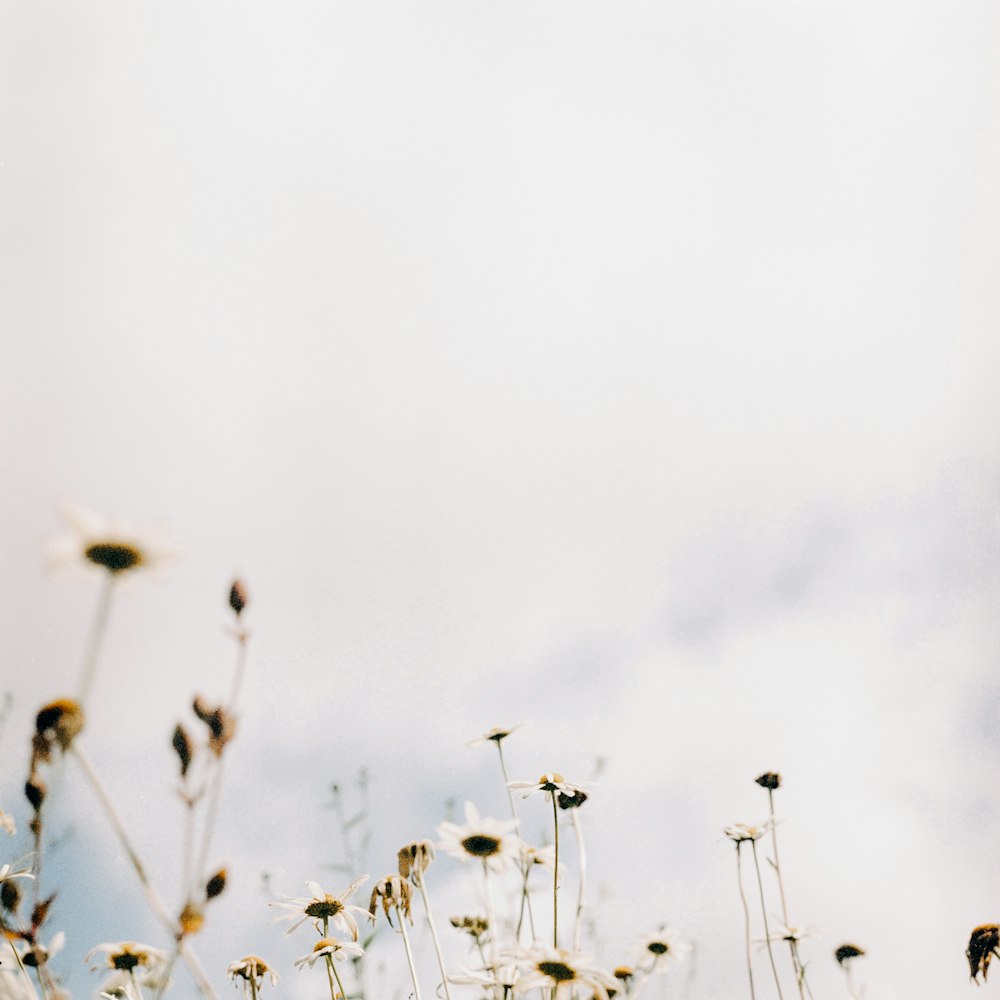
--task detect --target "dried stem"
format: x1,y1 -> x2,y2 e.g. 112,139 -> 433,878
415,879 -> 453,1000
734,844 -> 757,1000
496,741 -> 536,942
750,840 -> 784,1000
570,809 -> 586,952
551,792 -> 560,948
397,906 -> 424,1000
77,572 -> 114,708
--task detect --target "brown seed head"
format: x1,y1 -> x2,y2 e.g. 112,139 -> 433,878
172,724 -> 194,778
36,699 -> 85,752
205,869 -> 227,900
368,875 -> 412,926
1,879 -> 21,913
229,580 -> 248,617
449,915 -> 489,938
25,776 -> 46,812
192,697 -> 236,756
834,943 -> 865,965
398,840 -> 435,885
31,894 -> 56,930
968,925 -> 1000,982
179,903 -> 205,935
557,790 -> 588,810
755,772 -> 782,790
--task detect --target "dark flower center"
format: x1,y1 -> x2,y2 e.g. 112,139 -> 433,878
648,942 -> 669,955
537,962 -> 576,982
462,835 -> 501,857
112,953 -> 141,971
85,542 -> 143,572
305,898 -> 344,918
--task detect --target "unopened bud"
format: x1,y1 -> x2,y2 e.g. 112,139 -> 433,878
206,869 -> 227,899
25,776 -> 46,811
229,580 -> 248,617
1,879 -> 21,913
36,699 -> 85,751
755,772 -> 782,790
172,724 -> 194,778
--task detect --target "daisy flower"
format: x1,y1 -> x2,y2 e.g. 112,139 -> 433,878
511,946 -> 616,1000
756,924 -> 818,947
0,864 -> 34,885
450,965 -> 519,990
507,773 -> 588,800
723,820 -> 774,843
398,839 -> 435,885
86,941 -> 168,975
227,955 -> 279,992
270,876 -> 370,939
467,725 -> 523,747
520,842 -> 559,874
294,937 -> 364,970
438,802 -> 519,873
636,928 -> 692,968
48,503 -> 176,578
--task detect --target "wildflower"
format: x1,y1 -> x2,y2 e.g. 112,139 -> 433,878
48,504 -> 176,577
438,802 -> 519,873
637,928 -> 692,967
508,773 -> 588,800
398,839 -> 435,885
557,790 -> 588,810
227,955 -> 279,996
294,937 -> 364,970
756,925 -> 818,948
834,943 -> 865,965
520,842 -> 559,874
86,941 -> 168,975
755,772 -> 782,790
368,874 -> 413,926
270,876 -> 370,939
192,697 -> 236,756
36,699 -> 85,752
206,869 -> 227,899
22,931 -> 65,968
450,915 -> 489,940
968,925 -> 1000,982
723,820 -> 774,843
0,864 -> 34,885
172,725 -> 194,778
512,946 -> 616,1000
450,965 -> 519,990
467,725 -> 523,747
613,966 -> 634,981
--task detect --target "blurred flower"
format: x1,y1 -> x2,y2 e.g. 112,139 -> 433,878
520,843 -> 559,874
556,790 -> 589,810
508,773 -> 588,800
637,928 -> 692,968
512,946 -> 616,1000
227,955 -> 279,989
755,772 -> 782,790
450,965 -> 519,990
0,807 -> 15,837
968,925 -> 1000,982
438,802 -> 519,872
294,937 -> 364,971
467,725 -> 523,747
398,840 -> 435,885
450,916 -> 489,940
229,580 -> 249,617
22,931 -> 65,968
0,864 -> 34,885
756,925 -> 818,948
36,699 -> 85,752
368,874 -> 413,926
48,504 -> 176,577
270,877 -> 370,939
834,943 -> 865,965
86,941 -> 168,975
723,820 -> 774,843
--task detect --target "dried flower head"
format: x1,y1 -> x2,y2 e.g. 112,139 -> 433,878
48,504 -> 177,578
398,840 -> 435,886
755,772 -> 782,790
36,699 -> 85,752
368,874 -> 413,926
450,916 -> 489,939
192,697 -> 235,756
172,725 -> 194,779
179,903 -> 205,935
229,580 -> 248,617
270,876 -> 370,939
86,941 -> 168,975
1,877 -> 22,913
206,869 -> 227,900
557,790 -> 589,810
834,943 -> 865,965
968,925 -> 1000,982
294,937 -> 365,970
24,776 -> 46,811
227,955 -> 279,993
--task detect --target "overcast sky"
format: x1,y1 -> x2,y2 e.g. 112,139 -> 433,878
2,3 -> 1000,999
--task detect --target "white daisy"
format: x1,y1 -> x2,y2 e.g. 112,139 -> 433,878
270,876 -> 370,939
636,928 -> 692,969
507,773 -> 589,801
520,842 -> 560,875
437,802 -> 520,873
0,864 -> 34,884
294,937 -> 364,970
48,503 -> 177,578
86,941 -> 168,975
723,819 -> 774,843
466,725 -> 523,747
512,946 -> 616,1000
756,924 -> 819,947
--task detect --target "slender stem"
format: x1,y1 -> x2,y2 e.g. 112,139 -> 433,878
570,809 -> 586,952
844,963 -> 857,1000
324,954 -> 340,1000
0,915 -> 40,1000
551,793 -> 559,948
397,907 -> 423,1000
330,959 -> 349,1000
131,968 -> 147,1000
628,956 -> 658,1000
497,742 -> 535,941
480,862 -> 501,1000
766,791 -> 807,1000
77,572 -> 115,708
734,845 -> 757,1000
750,840 -> 784,1000
32,964 -> 50,1000
70,744 -> 219,1000
416,880 -> 453,1000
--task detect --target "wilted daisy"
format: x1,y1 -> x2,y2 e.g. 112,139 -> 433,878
398,840 -> 435,885
48,504 -> 177,577
723,820 -> 774,843
294,937 -> 364,970
86,941 -> 168,975
637,928 -> 692,968
512,946 -> 616,1000
508,773 -> 588,800
467,725 -> 523,747
270,876 -> 370,939
368,874 -> 413,926
227,955 -> 279,994
438,802 -> 519,873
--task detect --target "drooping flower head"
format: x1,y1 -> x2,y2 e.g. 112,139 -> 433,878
293,937 -> 364,970
368,874 -> 413,926
438,802 -> 519,873
723,820 -> 774,844
226,955 -> 279,996
834,943 -> 865,965
398,839 -> 435,886
968,925 -> 1000,982
467,725 -> 523,747
270,876 -> 370,939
